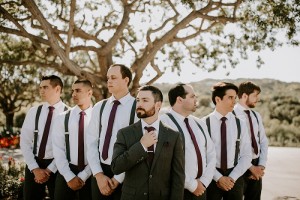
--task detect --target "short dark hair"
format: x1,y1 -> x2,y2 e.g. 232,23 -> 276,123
74,79 -> 93,89
211,82 -> 238,105
238,81 -> 261,98
110,64 -> 132,86
168,83 -> 188,106
138,85 -> 163,102
41,75 -> 63,90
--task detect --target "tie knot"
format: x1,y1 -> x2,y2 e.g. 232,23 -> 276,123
80,111 -> 86,116
184,118 -> 189,124
244,110 -> 250,115
48,106 -> 55,111
113,100 -> 121,105
221,117 -> 227,122
144,126 -> 155,132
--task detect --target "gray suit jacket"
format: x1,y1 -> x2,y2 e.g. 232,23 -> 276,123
111,120 -> 185,200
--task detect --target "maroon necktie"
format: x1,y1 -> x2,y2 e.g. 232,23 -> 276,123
184,118 -> 203,178
244,110 -> 259,155
102,100 -> 121,160
78,111 -> 85,171
144,126 -> 155,166
38,106 -> 55,159
220,117 -> 227,172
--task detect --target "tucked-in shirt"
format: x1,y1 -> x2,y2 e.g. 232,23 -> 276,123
201,110 -> 252,182
52,105 -> 93,182
86,93 -> 138,183
160,109 -> 216,192
234,103 -> 268,167
20,101 -> 67,172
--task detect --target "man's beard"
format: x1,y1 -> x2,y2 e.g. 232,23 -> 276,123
246,99 -> 255,108
136,106 -> 156,118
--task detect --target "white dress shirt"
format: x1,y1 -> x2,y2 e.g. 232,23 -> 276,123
201,110 -> 252,182
86,93 -> 138,183
160,109 -> 216,192
52,105 -> 92,182
20,101 -> 67,172
234,103 -> 268,167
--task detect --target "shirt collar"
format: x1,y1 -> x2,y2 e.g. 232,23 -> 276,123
141,118 -> 160,131
44,100 -> 63,109
236,102 -> 249,112
170,108 -> 188,122
109,92 -> 132,105
212,109 -> 233,120
73,105 -> 93,116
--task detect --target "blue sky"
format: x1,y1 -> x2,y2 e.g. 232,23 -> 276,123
141,45 -> 300,84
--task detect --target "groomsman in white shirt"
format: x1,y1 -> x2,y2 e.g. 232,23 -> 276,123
233,81 -> 268,200
160,84 -> 216,200
52,79 -> 93,199
20,75 -> 67,200
87,64 -> 138,200
202,82 -> 252,200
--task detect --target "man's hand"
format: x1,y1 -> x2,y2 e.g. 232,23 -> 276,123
32,168 -> 49,184
216,176 -> 235,191
193,180 -> 206,196
140,129 -> 157,148
95,173 -> 113,196
67,177 -> 84,191
109,177 -> 120,190
249,165 -> 264,180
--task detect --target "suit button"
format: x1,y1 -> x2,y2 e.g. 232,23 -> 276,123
144,192 -> 147,195
149,175 -> 152,178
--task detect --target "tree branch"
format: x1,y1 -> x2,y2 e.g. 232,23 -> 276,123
65,0 -> 76,56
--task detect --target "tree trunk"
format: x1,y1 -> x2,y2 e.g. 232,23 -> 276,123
5,112 -> 14,130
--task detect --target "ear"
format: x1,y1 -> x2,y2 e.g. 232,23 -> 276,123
176,96 -> 183,104
124,77 -> 129,85
155,101 -> 162,111
215,96 -> 221,104
55,85 -> 61,94
242,93 -> 248,99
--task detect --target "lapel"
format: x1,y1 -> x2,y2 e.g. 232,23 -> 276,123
151,122 -> 169,171
132,120 -> 143,141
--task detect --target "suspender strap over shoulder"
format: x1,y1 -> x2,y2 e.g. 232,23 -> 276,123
99,99 -> 108,138
194,120 -> 207,150
166,113 -> 185,150
205,117 -> 211,137
33,105 -> 43,155
64,110 -> 71,162
129,100 -> 136,125
234,117 -> 241,166
251,110 -> 261,144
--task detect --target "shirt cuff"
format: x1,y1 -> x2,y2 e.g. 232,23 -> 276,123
114,173 -> 125,183
63,171 -> 76,182
78,170 -> 91,182
47,161 -> 57,173
185,179 -> 198,193
28,162 -> 39,171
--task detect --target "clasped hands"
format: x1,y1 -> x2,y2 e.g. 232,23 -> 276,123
216,176 -> 235,191
96,173 -> 119,196
32,168 -> 51,184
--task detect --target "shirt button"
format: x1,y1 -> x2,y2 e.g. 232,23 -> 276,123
149,175 -> 152,178
144,192 -> 147,195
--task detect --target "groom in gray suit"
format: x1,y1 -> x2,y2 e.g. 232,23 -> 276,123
111,85 -> 185,200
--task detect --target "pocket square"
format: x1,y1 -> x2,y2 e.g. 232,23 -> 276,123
163,141 -> 169,147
